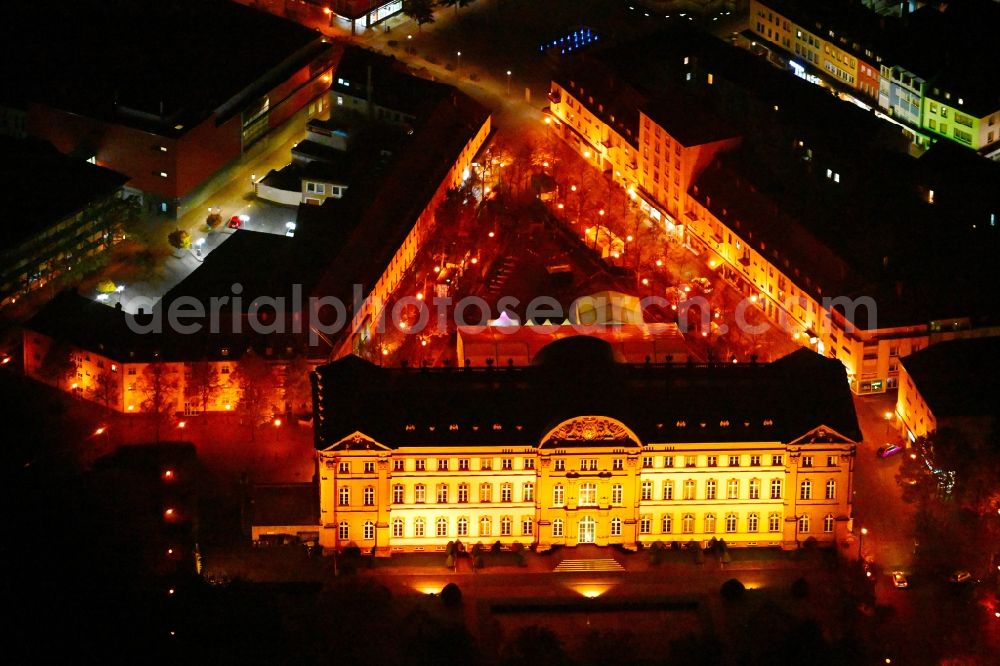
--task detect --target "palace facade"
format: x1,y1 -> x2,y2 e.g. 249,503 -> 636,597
306,337 -> 861,555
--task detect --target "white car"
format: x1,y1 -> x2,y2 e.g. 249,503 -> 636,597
891,572 -> 908,588
285,221 -> 297,238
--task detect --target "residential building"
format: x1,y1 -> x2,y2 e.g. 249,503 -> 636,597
305,337 -> 860,554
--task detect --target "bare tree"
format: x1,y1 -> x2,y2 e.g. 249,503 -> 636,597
40,341 -> 78,390
90,368 -> 119,410
186,362 -> 221,414
140,362 -> 180,442
282,354 -> 314,417
231,351 -> 278,442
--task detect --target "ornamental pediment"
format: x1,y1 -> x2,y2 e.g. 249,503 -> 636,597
321,431 -> 391,452
539,416 -> 641,448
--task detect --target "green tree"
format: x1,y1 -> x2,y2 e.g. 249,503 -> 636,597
140,362 -> 179,442
438,0 -> 473,16
96,280 -> 118,295
168,228 -> 191,252
403,0 -> 435,30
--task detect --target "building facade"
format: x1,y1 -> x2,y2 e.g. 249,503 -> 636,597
307,339 -> 860,554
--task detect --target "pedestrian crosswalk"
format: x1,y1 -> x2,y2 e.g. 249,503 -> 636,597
554,558 -> 624,572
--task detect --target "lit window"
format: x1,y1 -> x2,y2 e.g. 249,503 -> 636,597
579,483 -> 597,506
436,517 -> 448,537
638,516 -> 650,534
612,484 -> 623,504
641,480 -> 653,500
457,517 -> 468,536
479,516 -> 491,537
769,513 -> 781,532
748,513 -> 759,532
363,486 -> 375,506
553,484 -> 564,506
338,522 -> 349,540
338,487 -> 350,506
479,483 -> 492,502
682,513 -> 695,533
436,484 -> 449,503
501,483 -> 513,502
727,479 -> 740,499
725,513 -> 738,533
522,517 -> 533,536
704,513 -> 716,533
825,479 -> 836,500
552,519 -> 564,537
392,484 -> 404,504
662,481 -> 674,500
770,478 -> 782,499
522,482 -> 534,502
392,518 -> 404,538
414,518 -> 425,537
800,480 -> 812,500
823,514 -> 835,532
705,479 -> 717,500
749,479 -> 761,500
414,484 -> 426,503
457,483 -> 469,503
363,521 -> 374,540
661,514 -> 672,533
798,515 -> 810,533
364,461 -> 375,474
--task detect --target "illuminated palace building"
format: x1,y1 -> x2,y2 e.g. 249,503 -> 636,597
307,338 -> 861,554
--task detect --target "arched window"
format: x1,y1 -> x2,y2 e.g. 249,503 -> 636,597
798,514 -> 810,533
338,521 -> 349,540
823,513 -> 835,533
704,513 -> 717,533
479,515 -> 492,537
363,521 -> 375,540
662,480 -> 674,500
825,479 -> 836,500
725,512 -> 738,533
611,517 -> 623,536
436,483 -> 449,503
480,483 -> 492,503
522,482 -> 534,502
682,513 -> 695,533
457,483 -> 469,503
500,516 -> 512,535
553,483 -> 565,506
501,483 -> 513,502
392,484 -> 404,504
727,479 -> 740,499
661,513 -> 673,533
414,517 -> 426,537
457,517 -> 469,536
363,486 -> 375,506
747,512 -> 759,532
436,517 -> 448,537
414,484 -> 426,503
392,518 -> 404,538
683,479 -> 696,500
705,479 -> 717,500
768,512 -> 781,532
800,479 -> 812,500
552,519 -> 564,537
748,478 -> 761,500
770,478 -> 782,499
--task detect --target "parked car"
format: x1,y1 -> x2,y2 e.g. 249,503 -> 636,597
948,570 -> 973,584
228,214 -> 249,229
891,572 -> 909,589
877,443 -> 904,458
898,476 -> 918,486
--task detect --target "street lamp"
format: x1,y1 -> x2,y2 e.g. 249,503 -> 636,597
456,51 -> 462,71
506,70 -> 512,96
859,526 -> 868,560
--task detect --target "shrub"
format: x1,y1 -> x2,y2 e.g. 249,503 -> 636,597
491,540 -> 503,554
720,578 -> 746,601
440,582 -> 462,607
206,212 -> 223,229
168,228 -> 192,250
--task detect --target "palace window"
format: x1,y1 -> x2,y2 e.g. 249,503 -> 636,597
705,479 -> 717,500
639,515 -> 651,534
642,456 -> 653,468
436,517 -> 448,537
683,479 -> 696,500
641,480 -> 653,501
707,456 -> 718,467
612,484 -> 623,504
768,513 -> 781,532
823,514 -> 835,533
662,513 -> 673,533
457,517 -> 469,536
363,521 -> 374,540
458,483 -> 469,503
414,517 -> 426,537
522,482 -> 534,502
502,458 -> 513,471
662,480 -> 674,500
725,513 -> 738,533
480,516 -> 492,537
553,484 -> 565,506
436,484 -> 449,503
415,459 -> 426,471
664,456 -> 674,467
772,454 -> 784,466
747,512 -> 759,532
826,456 -> 838,467
339,487 -> 350,506
581,459 -> 598,471
798,515 -> 810,533
480,483 -> 492,502
481,458 -> 492,470
579,483 -> 597,506
750,455 -> 761,466
613,458 -> 624,471
555,459 -> 565,471
392,518 -> 404,538
552,519 -> 564,537
800,479 -> 812,500
363,486 -> 375,506
339,462 -> 350,474
704,513 -> 717,533
682,513 -> 695,533
414,484 -> 426,503
438,458 -> 449,471
770,478 -> 782,499
802,455 -> 813,468
338,522 -> 349,540
364,461 -> 375,474
501,483 -> 513,502
727,479 -> 740,499
459,458 -> 470,471
729,455 -> 740,466
825,479 -> 836,500
749,479 -> 761,500
604,517 -> 619,536
392,484 -> 404,503
523,458 -> 535,470
393,459 -> 404,472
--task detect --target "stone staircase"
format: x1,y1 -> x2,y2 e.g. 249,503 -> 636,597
553,558 -> 624,572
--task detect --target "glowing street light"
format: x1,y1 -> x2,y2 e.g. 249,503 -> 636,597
273,418 -> 282,427
506,70 -> 512,96
456,51 -> 461,70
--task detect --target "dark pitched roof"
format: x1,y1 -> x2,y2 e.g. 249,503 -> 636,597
900,336 -> 1000,420
0,137 -> 128,254
313,339 -> 861,449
